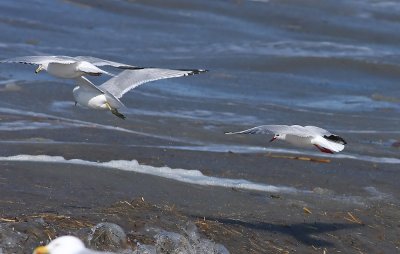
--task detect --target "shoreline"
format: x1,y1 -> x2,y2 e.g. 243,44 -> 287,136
0,146 -> 398,253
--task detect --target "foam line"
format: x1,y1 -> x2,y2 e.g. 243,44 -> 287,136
0,107 -> 199,144
153,145 -> 400,164
0,154 -> 300,194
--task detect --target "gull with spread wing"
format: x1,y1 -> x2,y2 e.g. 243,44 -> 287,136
0,55 -> 143,78
73,68 -> 207,119
226,125 -> 347,153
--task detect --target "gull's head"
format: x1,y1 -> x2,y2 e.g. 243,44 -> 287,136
270,133 -> 285,142
33,236 -> 86,254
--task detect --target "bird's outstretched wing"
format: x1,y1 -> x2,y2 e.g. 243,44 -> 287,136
99,68 -> 208,99
225,125 -> 316,137
74,56 -> 143,69
1,55 -> 142,70
75,76 -> 105,93
0,55 -> 76,66
304,126 -> 331,135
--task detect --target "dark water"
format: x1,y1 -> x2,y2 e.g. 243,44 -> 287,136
1,0 -> 400,160
0,0 -> 399,252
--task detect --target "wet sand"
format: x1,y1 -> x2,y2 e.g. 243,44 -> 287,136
0,146 -> 399,253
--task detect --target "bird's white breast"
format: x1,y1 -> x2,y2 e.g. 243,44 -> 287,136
73,86 -> 108,110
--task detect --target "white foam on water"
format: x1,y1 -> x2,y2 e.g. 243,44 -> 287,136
123,107 -> 262,125
0,107 -> 197,144
207,40 -> 392,58
0,79 -> 18,85
370,1 -> 400,10
364,186 -> 392,201
298,95 -> 400,112
0,154 -> 300,194
154,145 -> 400,164
49,101 -> 75,113
0,120 -> 67,131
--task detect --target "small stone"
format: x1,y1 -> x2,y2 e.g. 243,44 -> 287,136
87,222 -> 127,251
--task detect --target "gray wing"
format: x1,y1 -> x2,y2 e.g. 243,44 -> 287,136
74,56 -> 143,69
99,68 -> 207,99
304,126 -> 332,135
0,55 -> 76,65
76,76 -> 106,94
226,125 -> 315,137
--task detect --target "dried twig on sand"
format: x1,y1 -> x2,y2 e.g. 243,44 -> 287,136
267,154 -> 331,163
344,212 -> 363,224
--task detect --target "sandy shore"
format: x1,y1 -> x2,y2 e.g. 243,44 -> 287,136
0,146 -> 399,253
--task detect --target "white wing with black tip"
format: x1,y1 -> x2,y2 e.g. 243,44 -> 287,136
99,68 -> 208,99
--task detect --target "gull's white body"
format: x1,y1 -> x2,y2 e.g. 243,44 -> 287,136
0,55 -> 143,79
46,61 -> 108,79
73,85 -> 109,110
73,68 -> 207,119
33,236 -> 86,254
226,125 -> 347,153
283,134 -> 313,147
33,235 -> 115,254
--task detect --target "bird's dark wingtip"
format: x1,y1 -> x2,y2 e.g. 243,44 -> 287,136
117,66 -> 147,70
178,69 -> 209,75
323,135 -> 347,145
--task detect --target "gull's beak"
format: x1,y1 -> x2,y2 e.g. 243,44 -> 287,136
269,137 -> 277,142
35,65 -> 43,74
33,246 -> 49,254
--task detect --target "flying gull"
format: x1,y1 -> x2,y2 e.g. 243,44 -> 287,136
73,68 -> 208,119
226,125 -> 347,153
0,55 -> 143,78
